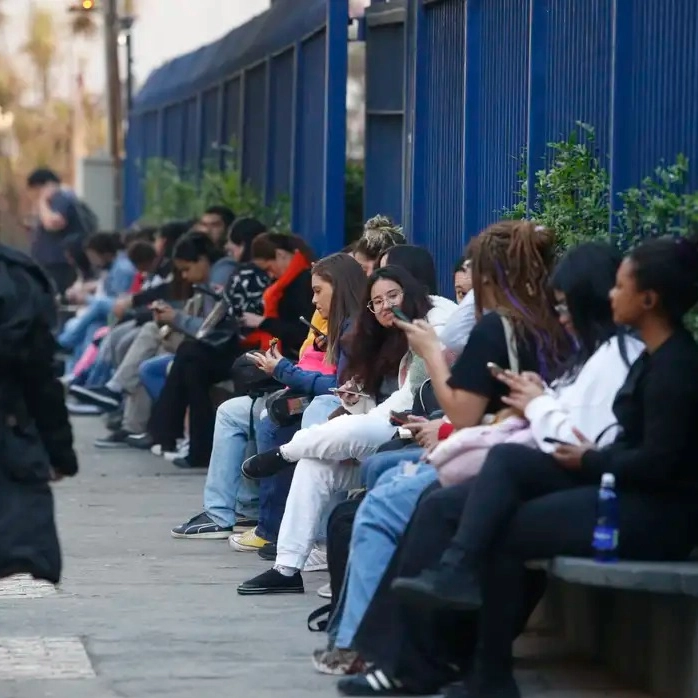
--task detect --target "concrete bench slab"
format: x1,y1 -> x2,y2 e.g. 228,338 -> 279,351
542,557 -> 698,597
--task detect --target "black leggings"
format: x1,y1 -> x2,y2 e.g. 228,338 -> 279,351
149,339 -> 237,467
354,444 -> 697,689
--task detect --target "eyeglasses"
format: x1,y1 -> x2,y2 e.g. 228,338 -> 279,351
368,290 -> 404,314
554,302 -> 569,316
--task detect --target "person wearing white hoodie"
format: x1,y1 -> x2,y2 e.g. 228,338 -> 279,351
238,260 -> 457,595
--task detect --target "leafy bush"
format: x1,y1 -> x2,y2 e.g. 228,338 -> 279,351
141,158 -> 291,232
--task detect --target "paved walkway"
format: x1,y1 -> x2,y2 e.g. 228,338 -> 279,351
0,418 -> 651,698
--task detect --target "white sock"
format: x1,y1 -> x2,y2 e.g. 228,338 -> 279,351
273,564 -> 298,577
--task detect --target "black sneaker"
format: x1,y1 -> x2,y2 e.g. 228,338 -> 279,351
391,565 -> 482,612
172,456 -> 206,469
241,449 -> 295,480
237,568 -> 304,595
258,542 -> 277,561
94,430 -> 132,449
126,432 -> 155,450
171,512 -> 233,539
69,385 -> 122,411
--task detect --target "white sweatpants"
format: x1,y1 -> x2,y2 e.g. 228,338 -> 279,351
281,412 -> 400,463
275,456 -> 363,570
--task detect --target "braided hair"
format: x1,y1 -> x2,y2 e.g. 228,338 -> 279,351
470,220 -> 570,379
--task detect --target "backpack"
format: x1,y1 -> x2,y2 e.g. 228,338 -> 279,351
73,199 -> 99,237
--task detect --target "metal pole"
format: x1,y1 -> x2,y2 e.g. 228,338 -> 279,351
103,0 -> 122,229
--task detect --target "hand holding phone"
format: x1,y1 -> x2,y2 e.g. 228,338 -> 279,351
390,306 -> 411,323
543,436 -> 574,446
389,410 -> 413,427
300,316 -> 327,340
487,361 -> 505,377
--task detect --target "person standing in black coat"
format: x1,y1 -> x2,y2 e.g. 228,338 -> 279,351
0,245 -> 78,584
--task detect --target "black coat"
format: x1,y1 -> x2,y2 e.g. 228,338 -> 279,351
0,245 -> 78,584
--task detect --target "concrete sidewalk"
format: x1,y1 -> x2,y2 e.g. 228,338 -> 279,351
0,417 -> 651,698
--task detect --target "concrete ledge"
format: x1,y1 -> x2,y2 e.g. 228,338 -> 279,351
545,557 -> 698,597
533,558 -> 698,698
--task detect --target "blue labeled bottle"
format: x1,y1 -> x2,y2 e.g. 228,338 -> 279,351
592,473 -> 619,563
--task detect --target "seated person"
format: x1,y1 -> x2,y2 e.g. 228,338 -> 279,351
57,232 -> 136,367
171,252 -> 366,539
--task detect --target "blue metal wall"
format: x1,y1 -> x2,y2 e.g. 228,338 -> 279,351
124,0 -> 348,257
398,0 -> 698,294
364,1 -> 406,224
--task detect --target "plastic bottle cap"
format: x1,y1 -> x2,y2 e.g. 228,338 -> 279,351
601,473 -> 615,488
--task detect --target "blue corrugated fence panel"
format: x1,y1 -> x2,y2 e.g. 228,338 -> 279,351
267,49 -> 295,201
162,103 -> 185,167
123,115 -> 142,224
365,116 -> 404,223
295,29 -> 327,256
623,0 -> 698,191
182,98 -> 198,172
470,0 -> 529,234
222,77 -> 242,167
242,63 -> 269,196
541,0 -> 612,166
201,87 -> 220,166
365,9 -> 405,224
366,20 -> 404,113
416,0 -> 466,295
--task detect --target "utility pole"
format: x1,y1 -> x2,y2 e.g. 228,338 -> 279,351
103,0 -> 122,229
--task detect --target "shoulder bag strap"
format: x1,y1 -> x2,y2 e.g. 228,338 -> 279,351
500,316 -> 520,374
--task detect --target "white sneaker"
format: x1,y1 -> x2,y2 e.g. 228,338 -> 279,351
317,582 -> 332,599
303,547 -> 328,573
164,442 -> 189,462
150,444 -> 163,456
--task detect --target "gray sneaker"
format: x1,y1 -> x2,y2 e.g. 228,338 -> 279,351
311,647 -> 364,676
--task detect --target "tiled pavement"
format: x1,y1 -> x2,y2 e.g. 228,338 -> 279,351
0,417 -> 653,698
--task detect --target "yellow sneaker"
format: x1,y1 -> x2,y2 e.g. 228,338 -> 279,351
229,527 -> 271,552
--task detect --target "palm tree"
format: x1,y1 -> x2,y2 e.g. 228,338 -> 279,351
22,4 -> 57,105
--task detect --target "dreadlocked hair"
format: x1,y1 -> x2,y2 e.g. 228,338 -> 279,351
470,220 -> 570,380
355,215 -> 406,261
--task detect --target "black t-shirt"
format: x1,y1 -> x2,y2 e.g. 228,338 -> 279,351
447,312 -> 539,414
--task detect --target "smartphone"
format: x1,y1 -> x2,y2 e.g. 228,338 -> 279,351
391,307 -> 411,323
487,361 -> 505,377
389,410 -> 412,427
299,316 -> 327,340
328,387 -> 370,398
543,436 -> 574,446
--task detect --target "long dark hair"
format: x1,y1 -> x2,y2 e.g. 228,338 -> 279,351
551,242 -> 625,380
250,232 -> 317,263
157,220 -> 193,259
380,244 -> 438,295
229,218 -> 267,263
470,219 -> 569,379
345,265 -> 432,397
311,253 -> 366,366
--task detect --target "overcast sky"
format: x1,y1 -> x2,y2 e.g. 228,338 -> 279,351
3,0 -> 271,96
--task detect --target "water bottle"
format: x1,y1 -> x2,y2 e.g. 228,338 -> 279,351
592,473 -> 619,563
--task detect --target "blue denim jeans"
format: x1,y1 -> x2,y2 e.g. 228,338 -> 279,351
202,395 -> 262,528
255,417 -> 300,542
331,463 -> 438,649
139,354 -> 172,400
254,394 -> 343,542
59,296 -> 114,371
360,447 -> 425,490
